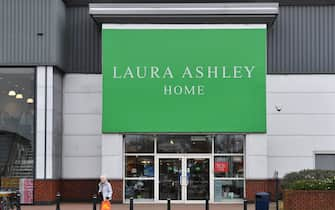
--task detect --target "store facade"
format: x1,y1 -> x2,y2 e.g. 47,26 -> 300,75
1,0 -> 335,205
100,23 -> 267,202
123,134 -> 245,202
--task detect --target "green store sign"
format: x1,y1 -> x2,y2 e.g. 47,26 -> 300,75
102,25 -> 266,133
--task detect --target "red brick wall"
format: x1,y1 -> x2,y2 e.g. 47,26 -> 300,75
284,190 -> 335,210
33,179 -> 123,204
34,179 -> 60,204
60,179 -> 123,203
246,179 -> 282,202
33,179 -> 280,204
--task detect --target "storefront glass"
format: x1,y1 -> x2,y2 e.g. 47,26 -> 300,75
124,134 -> 245,202
214,135 -> 244,202
214,180 -> 244,201
159,158 -> 182,200
157,135 -> 212,153
125,180 -> 154,199
0,68 -> 35,204
125,156 -> 154,178
214,156 -> 244,178
214,135 -> 244,154
125,135 -> 154,153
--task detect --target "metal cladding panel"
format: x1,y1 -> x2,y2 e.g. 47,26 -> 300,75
51,0 -> 67,70
0,0 -> 66,69
64,0 -> 335,6
66,5 -> 335,74
65,7 -> 101,73
268,6 -> 335,74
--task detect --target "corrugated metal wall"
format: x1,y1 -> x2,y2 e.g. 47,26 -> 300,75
65,7 -> 101,73
64,5 -> 335,74
268,5 -> 335,74
1,2 -> 335,74
0,0 -> 66,69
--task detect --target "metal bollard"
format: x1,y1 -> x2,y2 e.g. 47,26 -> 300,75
205,198 -> 209,210
130,197 -> 134,210
167,198 -> 171,210
56,192 -> 61,210
274,170 -> 279,210
16,191 -> 21,210
92,194 -> 97,210
243,199 -> 248,210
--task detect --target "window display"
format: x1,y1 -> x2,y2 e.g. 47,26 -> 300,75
214,135 -> 244,154
0,68 -> 35,204
125,156 -> 154,177
157,135 -> 212,153
214,156 -> 244,178
125,180 -> 154,199
125,135 -> 154,153
214,180 -> 244,201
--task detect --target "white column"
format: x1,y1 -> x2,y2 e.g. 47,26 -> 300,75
101,134 -> 123,179
35,66 -> 46,179
45,66 -> 54,179
35,66 -> 57,179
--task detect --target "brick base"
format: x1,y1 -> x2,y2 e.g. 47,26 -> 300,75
33,179 -> 123,204
33,179 -> 279,204
246,179 -> 282,202
34,180 -> 60,204
283,190 -> 335,210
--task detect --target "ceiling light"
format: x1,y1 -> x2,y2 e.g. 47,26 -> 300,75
16,94 -> 23,99
8,90 -> 16,96
26,98 -> 34,104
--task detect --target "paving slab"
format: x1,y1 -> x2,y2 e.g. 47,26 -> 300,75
21,203 -> 277,210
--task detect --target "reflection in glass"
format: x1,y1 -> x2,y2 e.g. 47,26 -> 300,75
214,180 -> 244,201
125,156 -> 154,177
0,68 -> 35,204
125,135 -> 154,153
214,135 -> 244,154
125,180 -> 154,199
159,159 -> 182,200
187,158 -> 209,200
157,135 -> 212,153
214,156 -> 244,178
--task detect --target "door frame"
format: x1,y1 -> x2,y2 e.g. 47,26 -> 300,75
155,154 -> 213,203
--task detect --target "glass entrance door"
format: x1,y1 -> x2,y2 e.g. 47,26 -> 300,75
187,158 -> 210,200
158,157 -> 210,202
159,158 -> 182,200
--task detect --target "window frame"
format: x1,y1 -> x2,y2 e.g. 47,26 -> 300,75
123,134 -> 246,203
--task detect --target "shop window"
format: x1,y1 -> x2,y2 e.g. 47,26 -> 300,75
0,68 -> 35,204
125,135 -> 154,153
214,135 -> 244,154
315,154 -> 335,170
214,134 -> 245,202
214,156 -> 244,178
125,180 -> 154,199
125,156 -> 154,178
214,180 -> 244,202
157,135 -> 212,153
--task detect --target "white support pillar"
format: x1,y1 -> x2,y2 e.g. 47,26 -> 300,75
35,66 -> 59,179
101,134 -> 123,179
35,66 -> 46,179
245,134 -> 268,179
45,66 -> 54,179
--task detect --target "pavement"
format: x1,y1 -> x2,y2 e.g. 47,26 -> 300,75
21,203 -> 277,210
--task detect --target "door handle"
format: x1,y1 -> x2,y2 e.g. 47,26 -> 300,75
180,175 -> 189,186
180,175 -> 185,186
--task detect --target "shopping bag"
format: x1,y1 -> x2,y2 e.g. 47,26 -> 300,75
100,200 -> 111,210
